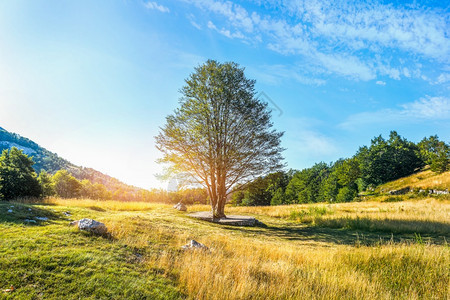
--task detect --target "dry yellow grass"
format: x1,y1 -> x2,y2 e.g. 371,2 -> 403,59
40,197 -> 450,299
42,197 -> 166,211
377,169 -> 450,191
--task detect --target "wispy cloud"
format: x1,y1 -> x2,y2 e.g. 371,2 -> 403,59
340,96 -> 450,130
207,20 -> 245,39
145,1 -> 170,13
401,96 -> 450,119
180,0 -> 450,83
251,64 -> 326,86
376,81 -> 386,86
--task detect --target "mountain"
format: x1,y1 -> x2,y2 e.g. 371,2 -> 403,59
0,126 -> 141,193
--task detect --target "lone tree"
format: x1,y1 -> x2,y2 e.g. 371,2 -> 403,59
156,60 -> 284,218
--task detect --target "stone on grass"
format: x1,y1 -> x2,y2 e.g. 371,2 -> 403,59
71,218 -> 108,235
181,240 -> 208,250
173,202 -> 187,211
35,217 -> 48,221
24,219 -> 37,223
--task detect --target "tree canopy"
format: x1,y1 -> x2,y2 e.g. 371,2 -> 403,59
0,147 -> 41,200
156,60 -> 284,218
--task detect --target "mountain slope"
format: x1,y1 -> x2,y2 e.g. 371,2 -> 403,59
0,126 -> 140,193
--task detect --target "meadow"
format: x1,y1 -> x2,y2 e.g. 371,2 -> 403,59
0,197 -> 449,299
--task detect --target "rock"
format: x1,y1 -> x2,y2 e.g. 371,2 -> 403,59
77,218 -> 107,235
432,189 -> 449,195
35,217 -> 48,221
63,211 -> 71,217
173,202 -> 187,211
181,240 -> 208,250
7,209 -> 12,213
388,187 -> 410,195
24,219 -> 37,223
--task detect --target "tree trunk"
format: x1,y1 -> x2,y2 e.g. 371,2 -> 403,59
212,194 -> 226,219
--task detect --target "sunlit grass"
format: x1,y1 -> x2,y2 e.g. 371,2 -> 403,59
43,197 -> 167,211
377,169 -> 450,191
1,197 -> 449,299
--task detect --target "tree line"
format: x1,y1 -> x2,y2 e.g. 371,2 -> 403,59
232,131 -> 450,206
0,147 -> 207,204
1,131 -> 448,205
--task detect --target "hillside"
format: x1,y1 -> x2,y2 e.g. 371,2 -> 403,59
377,168 -> 450,193
0,126 -> 140,193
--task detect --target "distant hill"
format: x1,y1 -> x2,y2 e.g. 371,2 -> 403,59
0,126 -> 141,193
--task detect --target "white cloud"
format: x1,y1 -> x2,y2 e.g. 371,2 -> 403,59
187,14 -> 202,29
376,80 -> 386,86
145,1 -> 170,13
340,96 -> 450,130
207,20 -> 245,39
436,73 -> 450,84
401,96 -> 450,119
180,0 -> 450,83
252,64 -> 326,86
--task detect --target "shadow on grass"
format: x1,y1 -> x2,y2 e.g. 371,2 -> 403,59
0,201 -> 62,226
212,218 -> 449,246
315,217 -> 450,236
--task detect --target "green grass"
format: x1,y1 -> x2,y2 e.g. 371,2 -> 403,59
1,199 -> 449,299
0,203 -> 182,300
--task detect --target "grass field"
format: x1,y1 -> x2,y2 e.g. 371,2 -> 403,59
1,197 -> 449,299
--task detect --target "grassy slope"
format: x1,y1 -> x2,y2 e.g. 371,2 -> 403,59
377,169 -> 450,191
0,203 -> 182,300
1,197 -> 449,300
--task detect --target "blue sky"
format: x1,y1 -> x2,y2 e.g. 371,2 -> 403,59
0,0 -> 449,189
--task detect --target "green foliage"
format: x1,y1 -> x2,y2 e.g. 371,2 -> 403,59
237,131 -> 444,207
52,170 -> 82,198
285,162 -> 329,203
156,60 -> 284,217
356,131 -> 423,186
418,135 -> 450,173
336,185 -> 358,202
38,170 -> 55,197
0,147 -> 41,200
232,171 -> 291,206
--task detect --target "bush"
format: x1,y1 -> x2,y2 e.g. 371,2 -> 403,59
336,186 -> 358,202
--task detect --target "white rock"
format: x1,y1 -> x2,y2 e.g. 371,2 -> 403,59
173,202 -> 187,211
7,209 -> 12,213
35,217 -> 48,221
77,218 -> 108,235
181,240 -> 208,250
